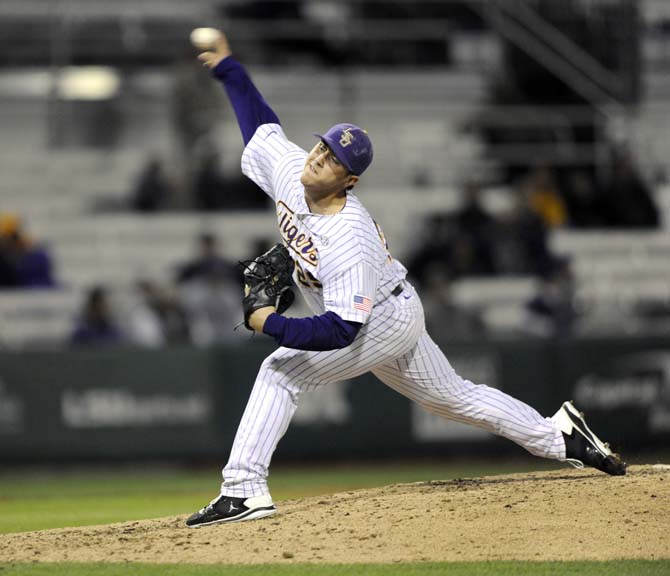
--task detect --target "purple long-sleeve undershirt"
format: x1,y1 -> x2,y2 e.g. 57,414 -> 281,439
263,311 -> 362,351
212,56 -> 280,145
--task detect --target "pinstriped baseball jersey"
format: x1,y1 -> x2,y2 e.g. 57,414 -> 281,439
241,124 -> 406,324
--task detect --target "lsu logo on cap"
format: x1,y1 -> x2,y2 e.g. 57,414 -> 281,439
339,128 -> 354,147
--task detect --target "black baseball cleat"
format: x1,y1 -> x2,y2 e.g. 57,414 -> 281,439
552,401 -> 626,476
185,494 -> 276,527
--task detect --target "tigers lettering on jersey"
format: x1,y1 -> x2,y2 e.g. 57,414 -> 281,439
276,201 -> 319,266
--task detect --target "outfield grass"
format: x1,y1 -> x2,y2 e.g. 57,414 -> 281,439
0,561 -> 668,576
0,459 -> 564,534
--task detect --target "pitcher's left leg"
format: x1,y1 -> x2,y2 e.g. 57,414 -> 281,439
373,331 -> 565,460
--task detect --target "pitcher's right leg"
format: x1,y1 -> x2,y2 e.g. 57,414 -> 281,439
219,300 -> 424,502
221,351 -> 304,499
187,294 -> 424,527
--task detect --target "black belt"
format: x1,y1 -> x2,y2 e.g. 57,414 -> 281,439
391,282 -> 405,297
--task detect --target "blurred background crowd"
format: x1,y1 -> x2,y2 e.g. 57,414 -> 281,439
1,0 -> 670,349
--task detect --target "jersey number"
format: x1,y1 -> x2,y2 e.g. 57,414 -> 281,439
373,220 -> 393,263
295,261 -> 322,289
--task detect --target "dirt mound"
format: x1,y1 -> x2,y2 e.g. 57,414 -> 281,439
1,465 -> 668,564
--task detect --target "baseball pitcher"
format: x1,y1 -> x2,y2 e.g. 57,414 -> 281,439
186,29 -> 626,527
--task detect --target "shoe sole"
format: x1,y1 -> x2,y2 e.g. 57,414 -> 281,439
187,506 -> 277,528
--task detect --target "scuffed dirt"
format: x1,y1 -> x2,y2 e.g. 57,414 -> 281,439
1,465 -> 668,564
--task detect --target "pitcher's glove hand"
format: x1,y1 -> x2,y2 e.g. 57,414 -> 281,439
241,243 -> 295,330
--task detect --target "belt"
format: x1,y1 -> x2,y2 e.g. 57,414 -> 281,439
391,282 -> 405,297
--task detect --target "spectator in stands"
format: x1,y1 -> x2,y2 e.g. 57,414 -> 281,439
176,232 -> 239,286
407,184 -> 499,287
522,257 -> 578,338
130,156 -> 172,212
126,280 -> 189,348
70,286 -> 124,346
193,149 -> 271,211
563,170 -> 606,228
498,187 -> 557,277
0,213 -> 56,289
452,182 -> 499,275
0,234 -> 18,288
406,213 -> 455,287
602,149 -> 660,229
179,267 -> 240,347
421,263 -> 486,339
176,232 -> 241,347
193,150 -> 227,211
521,165 -> 568,229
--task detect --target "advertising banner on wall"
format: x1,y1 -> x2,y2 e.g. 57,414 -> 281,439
0,348 -> 226,460
557,338 -> 670,450
1,336 -> 668,461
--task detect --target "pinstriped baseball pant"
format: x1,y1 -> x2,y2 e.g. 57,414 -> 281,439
221,284 -> 566,498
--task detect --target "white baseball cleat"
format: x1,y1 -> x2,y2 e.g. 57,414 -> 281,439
552,400 -> 626,476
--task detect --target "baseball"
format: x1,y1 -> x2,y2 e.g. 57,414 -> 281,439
190,27 -> 221,49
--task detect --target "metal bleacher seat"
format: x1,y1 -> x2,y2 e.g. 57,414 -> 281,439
40,212 -> 278,292
450,277 -> 536,307
450,277 -> 536,332
0,289 -> 80,349
551,229 -> 670,307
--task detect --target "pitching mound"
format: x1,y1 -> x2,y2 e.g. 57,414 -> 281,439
1,465 -> 668,564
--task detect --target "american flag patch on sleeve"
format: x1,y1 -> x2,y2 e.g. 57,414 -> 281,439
353,294 -> 372,313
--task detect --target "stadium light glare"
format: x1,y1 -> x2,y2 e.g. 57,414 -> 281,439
57,66 -> 120,101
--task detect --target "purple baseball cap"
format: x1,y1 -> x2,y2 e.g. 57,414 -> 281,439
313,123 -> 374,176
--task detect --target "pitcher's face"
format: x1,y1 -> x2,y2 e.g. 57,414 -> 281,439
300,141 -> 358,193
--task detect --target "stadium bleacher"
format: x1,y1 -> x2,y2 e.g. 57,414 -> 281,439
1,184 -> 668,347
1,1 -> 669,348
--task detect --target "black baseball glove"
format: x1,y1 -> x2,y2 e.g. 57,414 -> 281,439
240,243 -> 295,330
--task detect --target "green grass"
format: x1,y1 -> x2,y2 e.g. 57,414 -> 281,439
0,459 -> 564,534
0,561 -> 667,576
